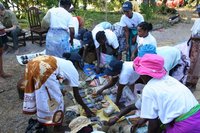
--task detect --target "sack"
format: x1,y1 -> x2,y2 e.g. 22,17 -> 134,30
25,118 -> 47,133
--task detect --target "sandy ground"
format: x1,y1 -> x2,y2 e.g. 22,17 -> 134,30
0,14 -> 200,132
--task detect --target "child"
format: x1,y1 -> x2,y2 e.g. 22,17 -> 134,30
131,21 -> 157,60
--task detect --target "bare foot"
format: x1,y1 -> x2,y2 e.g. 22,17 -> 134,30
0,73 -> 12,78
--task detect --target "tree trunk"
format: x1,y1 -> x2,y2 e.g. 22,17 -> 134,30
119,0 -> 123,4
162,0 -> 168,5
196,0 -> 199,6
83,0 -> 87,10
16,1 -> 20,17
73,0 -> 79,9
2,0 -> 9,9
188,0 -> 195,5
143,0 -> 150,4
150,0 -> 156,6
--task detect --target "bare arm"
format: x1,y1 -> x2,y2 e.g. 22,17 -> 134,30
131,45 -> 138,60
95,47 -> 101,73
113,47 -> 119,58
115,83 -> 125,106
5,25 -> 17,32
107,104 -> 137,126
134,77 -> 144,84
5,12 -> 18,32
118,104 -> 137,118
131,118 -> 148,132
41,10 -> 51,30
124,26 -> 130,50
97,76 -> 119,95
148,118 -> 161,133
73,87 -> 94,117
82,46 -> 87,61
69,27 -> 75,46
187,35 -> 192,46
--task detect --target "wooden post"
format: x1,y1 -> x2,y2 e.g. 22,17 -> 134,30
105,0 -> 111,21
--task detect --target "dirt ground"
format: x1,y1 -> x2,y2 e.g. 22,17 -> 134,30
1,10 -> 200,132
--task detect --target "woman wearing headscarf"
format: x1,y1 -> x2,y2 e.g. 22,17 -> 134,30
72,16 -> 85,39
23,55 -> 94,126
42,0 -> 74,58
131,54 -> 200,133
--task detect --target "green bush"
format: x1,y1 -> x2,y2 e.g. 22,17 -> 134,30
89,0 -> 123,11
75,10 -> 121,29
140,3 -> 156,20
158,5 -> 178,14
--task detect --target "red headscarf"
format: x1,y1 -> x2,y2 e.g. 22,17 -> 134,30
76,16 -> 84,28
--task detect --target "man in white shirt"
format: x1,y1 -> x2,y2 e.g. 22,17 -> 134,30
131,54 -> 200,133
119,1 -> 144,61
97,59 -> 141,106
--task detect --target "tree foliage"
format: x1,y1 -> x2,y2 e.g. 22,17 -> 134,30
1,0 -> 185,20
1,0 -> 58,18
1,0 -> 125,14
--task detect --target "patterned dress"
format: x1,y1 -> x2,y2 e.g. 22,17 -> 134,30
23,55 -> 79,125
186,37 -> 200,90
186,18 -> 200,90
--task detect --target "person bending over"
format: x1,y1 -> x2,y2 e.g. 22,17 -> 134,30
23,55 -> 94,127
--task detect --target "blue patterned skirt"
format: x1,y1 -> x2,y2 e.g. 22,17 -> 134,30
46,28 -> 70,58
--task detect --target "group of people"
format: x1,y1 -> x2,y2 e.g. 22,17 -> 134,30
22,0 -> 94,128
40,0 -> 146,73
21,0 -> 145,131
95,2 -> 200,133
1,0 -> 200,132
24,0 -> 200,132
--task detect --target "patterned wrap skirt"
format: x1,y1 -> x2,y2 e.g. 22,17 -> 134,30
186,37 -> 200,88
